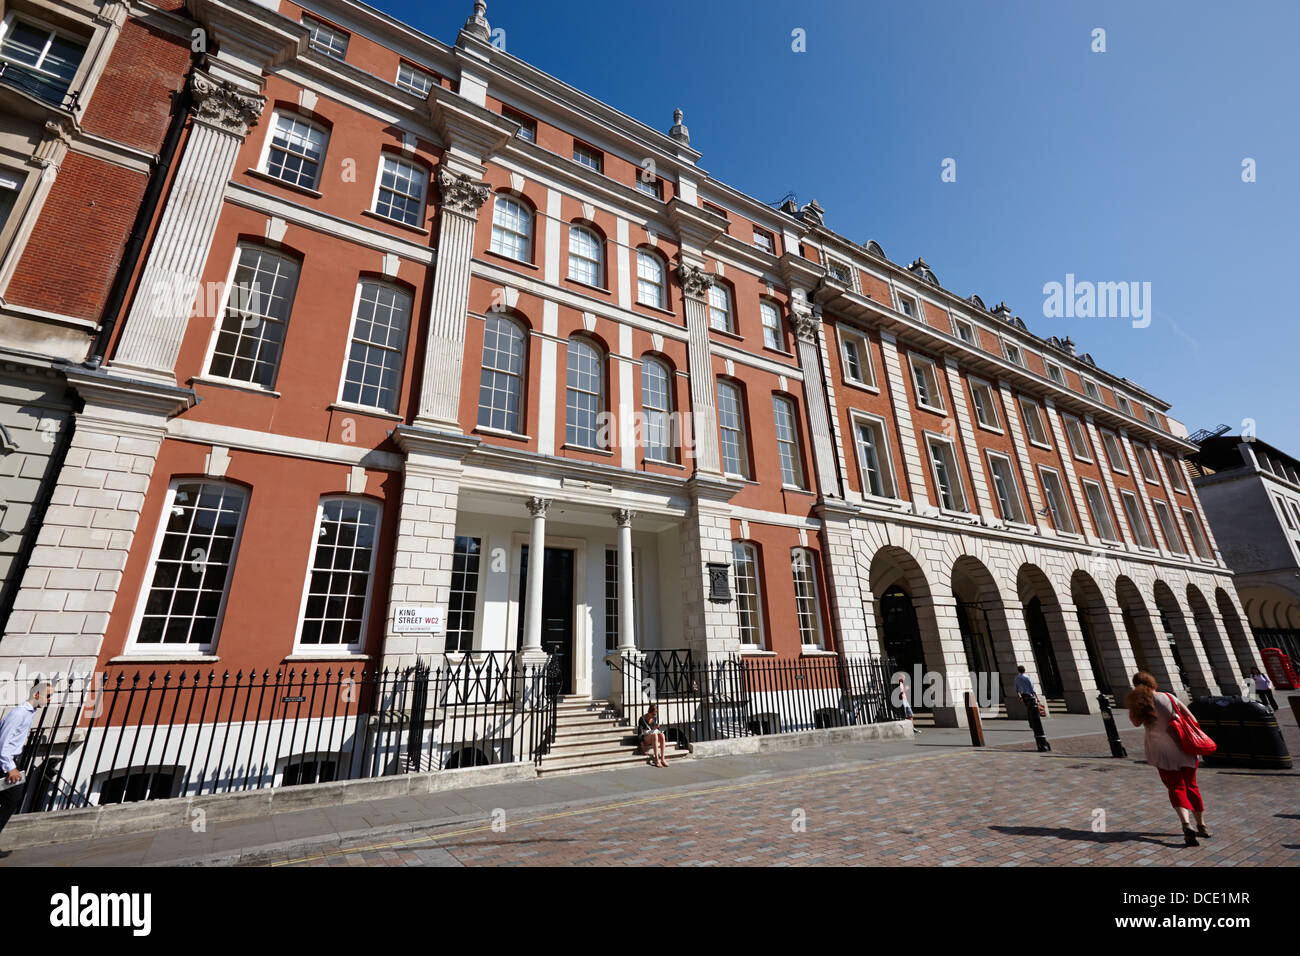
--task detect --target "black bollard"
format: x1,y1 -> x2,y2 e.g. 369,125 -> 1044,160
1097,693 -> 1128,758
1022,693 -> 1052,752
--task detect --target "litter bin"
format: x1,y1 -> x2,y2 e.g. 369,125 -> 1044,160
747,712 -> 780,736
1189,696 -> 1292,769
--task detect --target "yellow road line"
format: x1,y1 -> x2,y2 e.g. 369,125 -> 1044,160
266,749 -> 975,867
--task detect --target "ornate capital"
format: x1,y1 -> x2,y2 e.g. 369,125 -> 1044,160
437,167 -> 491,216
612,508 -> 636,527
791,307 -> 822,344
526,496 -> 552,519
675,261 -> 713,299
190,70 -> 265,138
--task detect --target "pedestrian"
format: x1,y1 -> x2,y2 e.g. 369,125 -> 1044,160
1248,666 -> 1278,711
637,703 -> 668,768
0,681 -> 53,847
1125,671 -> 1210,847
1013,664 -> 1039,718
897,675 -> 920,734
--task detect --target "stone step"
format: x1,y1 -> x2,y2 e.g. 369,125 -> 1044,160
554,722 -> 627,739
537,748 -> 691,776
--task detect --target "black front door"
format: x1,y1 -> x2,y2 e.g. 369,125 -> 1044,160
516,546 -> 575,694
1023,597 -> 1064,698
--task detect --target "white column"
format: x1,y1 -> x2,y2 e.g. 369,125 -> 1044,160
110,71 -> 265,383
615,509 -> 636,650
521,496 -> 550,655
416,168 -> 491,428
679,264 -> 722,475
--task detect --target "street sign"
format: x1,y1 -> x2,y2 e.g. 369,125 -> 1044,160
393,605 -> 445,633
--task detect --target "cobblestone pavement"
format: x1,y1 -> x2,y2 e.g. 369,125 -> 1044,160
257,716 -> 1300,867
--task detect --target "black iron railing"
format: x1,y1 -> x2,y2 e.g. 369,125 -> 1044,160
12,652 -> 562,814
610,650 -> 902,744
1252,628 -> 1300,664
0,60 -> 80,111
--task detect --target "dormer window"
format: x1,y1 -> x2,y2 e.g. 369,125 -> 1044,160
396,62 -> 436,97
573,141 -> 603,172
303,16 -> 348,59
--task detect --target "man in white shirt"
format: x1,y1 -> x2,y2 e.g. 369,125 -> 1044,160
0,681 -> 53,842
1249,667 -> 1278,711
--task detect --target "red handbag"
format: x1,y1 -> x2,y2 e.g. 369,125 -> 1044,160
1166,693 -> 1217,756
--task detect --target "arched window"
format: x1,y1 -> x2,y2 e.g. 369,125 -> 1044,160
641,356 -> 673,462
568,223 -> 603,286
636,248 -> 665,309
477,313 -> 526,433
791,548 -> 825,649
566,336 -> 604,449
489,194 -> 532,261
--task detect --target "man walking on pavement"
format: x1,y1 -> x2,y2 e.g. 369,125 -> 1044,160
0,681 -> 53,852
1014,665 -> 1051,752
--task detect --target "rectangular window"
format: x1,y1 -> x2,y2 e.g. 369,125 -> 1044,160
909,355 -> 945,412
752,227 -> 774,254
373,154 -> 426,226
707,283 -> 733,333
640,358 -> 672,462
1277,495 -> 1296,531
717,379 -> 749,478
1120,491 -> 1154,549
395,62 -> 436,96
1153,500 -> 1185,554
207,245 -> 300,388
1038,467 -> 1076,534
634,175 -> 663,199
0,170 -> 21,231
477,314 -> 525,433
263,112 -> 328,190
896,292 -> 918,318
636,250 -> 665,309
732,542 -> 764,648
1115,393 -> 1132,416
853,415 -> 896,499
761,301 -> 784,351
987,453 -> 1026,523
969,379 -> 1002,430
604,548 -> 638,651
1134,444 -> 1159,483
340,281 -> 411,412
927,436 -> 968,512
791,549 -> 824,649
490,195 -> 532,262
502,106 -> 536,142
135,481 -> 247,651
1017,398 -> 1050,447
298,498 -> 380,650
572,141 -> 603,172
1003,341 -> 1024,367
828,259 -> 852,285
1162,453 -> 1187,492
0,14 -> 85,104
1063,415 -> 1093,461
1182,508 -> 1212,559
1145,406 -> 1161,428
839,328 -> 874,387
1083,480 -> 1119,542
1082,378 -> 1101,401
446,536 -> 482,652
772,395 -> 804,489
304,16 -> 349,58
1045,362 -> 1064,385
1101,431 -> 1128,473
953,317 -> 975,344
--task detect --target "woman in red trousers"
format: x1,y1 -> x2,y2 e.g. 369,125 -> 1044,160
1125,671 -> 1211,847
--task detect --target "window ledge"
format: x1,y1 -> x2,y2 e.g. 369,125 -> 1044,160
483,249 -> 540,270
564,277 -> 610,295
109,654 -> 219,664
843,378 -> 880,395
635,301 -> 679,319
1028,439 -> 1053,451
710,327 -> 745,343
915,403 -> 948,416
474,425 -> 531,441
360,209 -> 429,236
245,167 -> 322,199
190,375 -> 281,398
737,648 -> 777,657
283,653 -> 371,662
801,648 -> 836,657
641,456 -> 684,470
562,443 -> 614,457
329,402 -> 402,421
782,485 -> 815,496
762,345 -> 795,359
975,423 -> 1005,436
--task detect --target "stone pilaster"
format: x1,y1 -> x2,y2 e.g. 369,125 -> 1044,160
1086,416 -> 1135,547
814,503 -> 870,655
790,302 -> 840,499
1117,430 -> 1167,555
110,70 -> 265,383
678,263 -> 722,476
679,476 -> 740,659
416,167 -> 491,429
877,332 -> 929,509
943,358 -> 994,521
0,368 -> 193,678
997,381 -> 1049,533
1043,399 -> 1095,541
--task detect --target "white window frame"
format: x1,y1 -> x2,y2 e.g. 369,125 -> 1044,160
895,289 -> 919,319
752,227 -> 774,254
908,354 -> 946,413
986,451 -> 1027,524
760,300 -> 784,351
572,141 -> 603,172
850,411 -> 898,501
336,280 -> 411,414
292,497 -> 382,655
502,106 -> 536,142
1038,466 -> 1077,535
707,282 -> 734,334
565,336 -> 605,450
837,325 -> 875,389
303,15 -> 349,58
640,356 -> 674,462
827,258 -> 854,289
1017,397 -> 1051,449
1134,444 -> 1160,484
1276,495 -> 1297,531
489,194 -> 533,262
1152,499 -> 1185,554
0,11 -> 87,100
567,223 -> 604,287
125,479 -> 249,656
791,548 -> 825,650
952,316 -> 976,344
395,61 -> 435,96
1144,406 -> 1162,428
1062,414 -> 1093,462
1162,452 -> 1187,493
732,541 -> 765,649
772,394 -> 805,489
1101,430 -> 1128,473
201,243 -> 300,392
1119,490 -> 1155,550
1182,508 -> 1212,559
369,153 -> 427,227
1115,393 -> 1133,417
258,111 -> 329,191
445,535 -> 486,653
1082,377 -> 1101,401
636,249 -> 666,309
968,377 -> 1002,432
926,433 -> 969,513
476,312 -> 527,435
1045,361 -> 1065,385
1002,339 -> 1025,367
1083,479 -> 1120,543
716,378 -> 750,479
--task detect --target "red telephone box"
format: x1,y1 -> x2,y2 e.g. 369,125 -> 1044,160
1260,647 -> 1297,691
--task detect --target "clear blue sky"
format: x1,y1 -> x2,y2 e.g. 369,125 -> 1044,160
378,0 -> 1299,449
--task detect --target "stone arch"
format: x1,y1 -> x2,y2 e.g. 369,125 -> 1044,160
1016,562 -> 1096,713
1070,569 -> 1131,699
1151,580 -> 1214,696
1215,586 -> 1261,672
1116,575 -> 1178,693
1239,583 -> 1300,631
1185,583 -> 1240,694
950,555 -> 1019,709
